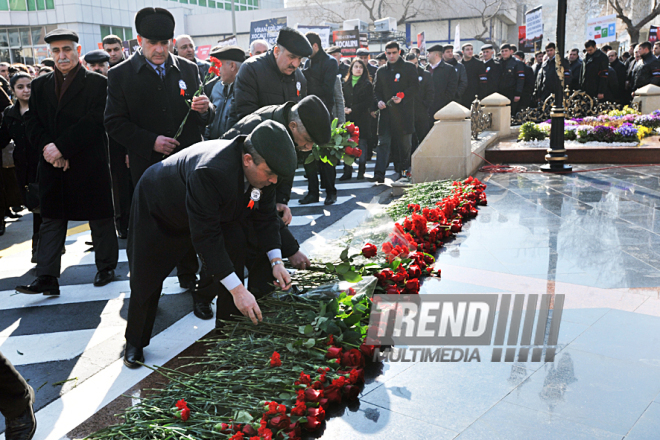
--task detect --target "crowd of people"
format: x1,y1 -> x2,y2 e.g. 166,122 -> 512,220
1,5 -> 660,438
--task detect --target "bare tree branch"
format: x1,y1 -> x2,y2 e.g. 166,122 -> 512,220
608,0 -> 660,43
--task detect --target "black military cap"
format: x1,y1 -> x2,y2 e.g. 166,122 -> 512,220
84,49 -> 110,64
326,46 -> 341,55
135,7 -> 175,41
44,29 -> 79,44
296,95 -> 331,145
210,45 -> 245,63
500,43 -> 512,51
356,48 -> 370,56
481,44 -> 494,51
443,44 -> 454,51
375,52 -> 387,60
247,120 -> 297,178
276,27 -> 313,57
41,58 -> 55,68
427,44 -> 444,53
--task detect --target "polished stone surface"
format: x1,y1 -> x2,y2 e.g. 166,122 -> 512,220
323,165 -> 660,439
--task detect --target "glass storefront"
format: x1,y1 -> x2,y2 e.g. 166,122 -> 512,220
0,25 -> 55,64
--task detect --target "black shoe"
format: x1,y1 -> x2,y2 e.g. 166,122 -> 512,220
356,173 -> 365,180
179,276 -> 197,290
123,342 -> 144,368
30,251 -> 36,264
93,269 -> 115,287
5,209 -> 21,219
324,194 -> 337,205
369,175 -> 385,184
298,194 -> 319,205
191,294 -> 214,320
16,276 -> 59,296
5,385 -> 36,440
338,172 -> 352,181
117,229 -> 128,239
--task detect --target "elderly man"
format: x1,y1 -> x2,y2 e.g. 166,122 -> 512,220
105,7 -> 213,290
175,34 -> 211,80
250,39 -> 269,57
205,45 -> 245,140
327,46 -> 349,77
85,49 -> 110,76
123,120 -> 296,367
102,34 -> 125,67
357,48 -> 378,78
18,29 -> 118,296
233,27 -> 310,121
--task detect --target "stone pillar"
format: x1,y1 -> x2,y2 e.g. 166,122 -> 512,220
632,84 -> 660,114
481,93 -> 511,136
411,102 -> 471,183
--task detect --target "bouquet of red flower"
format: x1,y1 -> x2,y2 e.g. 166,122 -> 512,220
373,92 -> 405,116
305,119 -> 362,166
173,56 -> 221,140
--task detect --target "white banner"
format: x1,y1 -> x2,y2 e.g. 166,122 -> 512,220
296,24 -> 331,48
586,14 -> 617,44
525,6 -> 543,51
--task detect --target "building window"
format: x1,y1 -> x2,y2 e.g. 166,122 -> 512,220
209,0 -> 216,7
199,0 -> 206,5
100,26 -> 132,41
9,0 -> 26,11
45,0 -> 53,9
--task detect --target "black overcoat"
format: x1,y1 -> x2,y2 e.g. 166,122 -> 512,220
341,74 -> 375,139
483,59 -> 502,97
426,61 -> 458,116
303,50 -> 339,113
0,104 -> 38,199
127,138 -> 281,304
373,57 -> 419,136
580,50 -> 609,98
535,57 -> 571,102
104,49 -> 212,184
24,67 -> 113,220
460,57 -> 487,107
233,50 -> 308,121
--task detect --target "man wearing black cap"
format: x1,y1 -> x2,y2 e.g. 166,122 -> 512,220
534,42 -> 571,105
85,49 -> 110,76
102,35 -> 125,68
376,52 -> 387,67
481,44 -> 501,97
459,43 -> 488,108
514,50 -> 535,109
405,52 -> 434,146
441,45 -> 467,103
357,48 -> 378,78
205,45 -> 245,139
327,46 -> 349,78
19,28 -> 118,295
426,44 -> 458,122
105,7 -> 213,290
497,43 -> 525,114
122,120 -> 295,367
233,27 -> 310,121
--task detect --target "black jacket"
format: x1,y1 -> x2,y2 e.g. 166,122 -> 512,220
483,58 -> 502,97
303,50 -> 339,116
535,56 -> 571,102
569,59 -> 582,90
233,50 -> 308,121
498,56 -> 525,100
605,66 -> 618,102
445,58 -> 468,102
0,103 -> 38,195
460,57 -> 487,107
413,65 -> 434,115
610,59 -> 627,102
104,49 -> 212,184
632,53 -> 660,91
426,60 -> 458,116
342,73 -> 375,138
522,64 -> 535,101
373,57 -> 419,135
580,49 -> 609,98
24,67 -> 113,220
127,138 -> 281,304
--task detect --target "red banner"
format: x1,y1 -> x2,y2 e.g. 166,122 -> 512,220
196,45 -> 212,61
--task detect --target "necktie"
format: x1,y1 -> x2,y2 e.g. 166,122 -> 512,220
157,66 -> 165,79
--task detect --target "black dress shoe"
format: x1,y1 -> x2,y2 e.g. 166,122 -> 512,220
369,175 -> 385,184
5,385 -> 36,440
179,276 -> 197,290
338,172 -> 352,181
123,342 -> 144,368
298,194 -> 319,205
324,194 -> 337,205
16,276 -> 59,296
193,300 -> 213,320
93,269 -> 115,287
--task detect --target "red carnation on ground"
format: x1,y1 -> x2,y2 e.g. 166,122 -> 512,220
180,407 -> 190,421
269,351 -> 282,367
176,399 -> 188,410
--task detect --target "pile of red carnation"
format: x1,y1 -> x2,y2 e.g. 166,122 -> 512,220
344,123 -> 362,158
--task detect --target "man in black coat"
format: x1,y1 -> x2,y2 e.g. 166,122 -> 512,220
481,44 -> 501,97
514,51 -> 536,109
497,43 -> 526,115
123,121 -> 296,367
631,41 -> 660,93
460,43 -> 487,107
105,8 -> 213,290
357,48 -> 378,78
580,39 -> 609,100
426,44 -> 458,123
406,52 -> 434,147
442,45 -> 467,103
328,46 -> 349,78
568,48 -> 582,91
18,29 -> 118,296
372,41 -> 419,182
534,43 -> 571,104
607,50 -> 628,103
233,27 -> 311,121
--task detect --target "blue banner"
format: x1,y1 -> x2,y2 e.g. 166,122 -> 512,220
249,17 -> 288,48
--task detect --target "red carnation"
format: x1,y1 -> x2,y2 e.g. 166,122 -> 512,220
176,399 -> 188,410
181,407 -> 190,421
345,123 -> 356,134
353,148 -> 362,157
396,92 -> 405,99
362,243 -> 377,258
291,400 -> 307,416
270,351 -> 282,367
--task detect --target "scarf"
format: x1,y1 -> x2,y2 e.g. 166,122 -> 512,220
54,62 -> 81,102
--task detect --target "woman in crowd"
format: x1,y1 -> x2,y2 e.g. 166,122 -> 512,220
339,58 -> 374,181
0,73 -> 40,257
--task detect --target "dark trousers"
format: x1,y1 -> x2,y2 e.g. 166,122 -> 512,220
31,212 -> 42,253
412,109 -> 431,153
110,150 -> 133,234
304,159 -> 336,198
36,217 -> 118,277
0,351 -> 30,419
375,132 -> 412,177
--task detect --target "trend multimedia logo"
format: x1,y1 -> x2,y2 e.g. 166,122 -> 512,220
366,294 -> 564,363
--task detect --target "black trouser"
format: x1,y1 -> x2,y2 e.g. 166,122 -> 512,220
109,149 -> 133,234
412,108 -> 431,153
31,212 -> 42,253
304,159 -> 336,198
35,217 -> 118,277
0,351 -> 31,419
375,132 -> 412,177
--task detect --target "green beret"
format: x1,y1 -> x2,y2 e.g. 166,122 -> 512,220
295,95 -> 331,145
247,120 -> 297,178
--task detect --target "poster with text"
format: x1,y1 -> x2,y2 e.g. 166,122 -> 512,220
333,29 -> 360,57
518,26 -> 528,52
525,6 -> 543,52
586,14 -> 617,44
196,45 -> 212,60
249,17 -> 287,47
296,25 -> 330,48
417,32 -> 426,55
